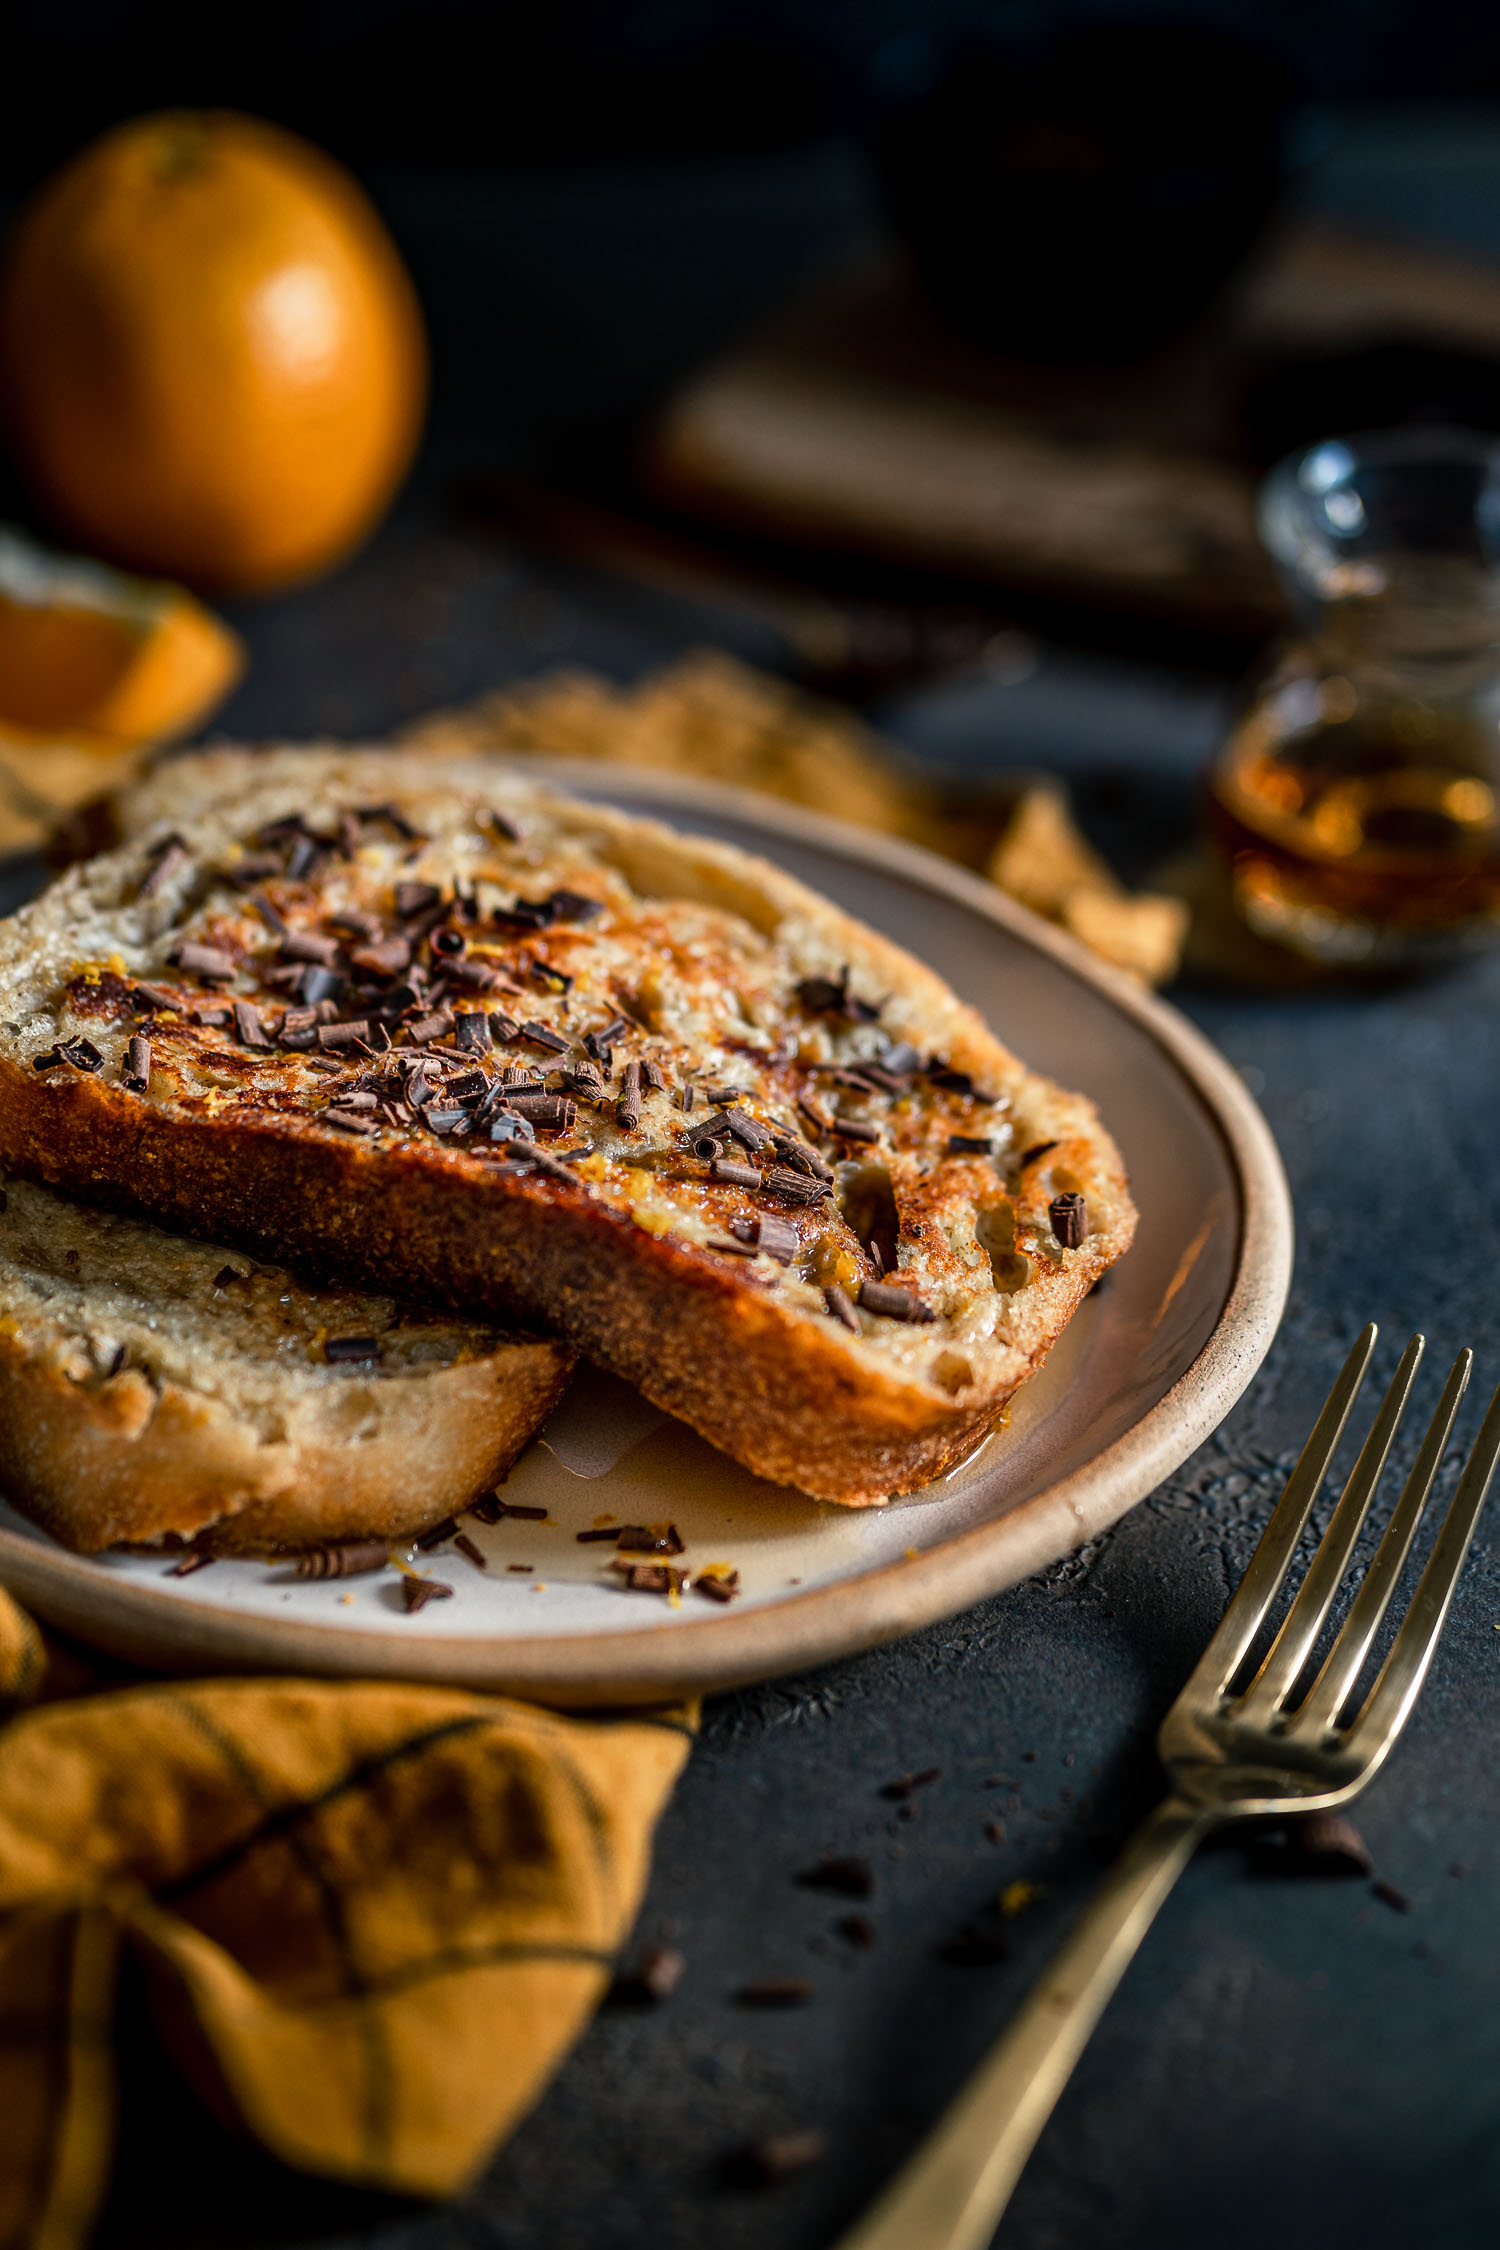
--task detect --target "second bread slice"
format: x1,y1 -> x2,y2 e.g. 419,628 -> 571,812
0,1174 -> 573,1554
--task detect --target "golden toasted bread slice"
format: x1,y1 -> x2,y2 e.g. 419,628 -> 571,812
0,747 -> 1135,1505
0,1171 -> 571,1554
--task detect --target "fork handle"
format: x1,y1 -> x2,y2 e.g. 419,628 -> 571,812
832,1795 -> 1214,2250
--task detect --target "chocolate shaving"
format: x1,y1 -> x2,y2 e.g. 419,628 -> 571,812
494,1143 -> 583,1183
453,1012 -> 492,1054
796,967 -> 879,1022
175,943 -> 237,983
694,1569 -> 740,1604
643,1060 -> 666,1092
407,1010 -> 453,1044
590,1015 -> 629,1051
286,837 -> 323,881
430,927 -> 466,959
610,1560 -> 687,1596
576,1526 -> 623,1544
324,1098 -> 380,1131
356,800 -> 419,841
881,1043 -> 922,1077
724,1107 -> 772,1152
137,834 -> 190,900
131,982 -> 178,1013
503,1093 -> 576,1133
281,931 -> 340,967
733,1212 -> 798,1263
707,1237 -> 757,1257
324,1334 -> 382,1362
1288,1811 -> 1372,1876
830,1118 -> 880,1145
824,1286 -> 860,1332
166,1549 -> 214,1577
947,1134 -> 993,1156
546,888 -> 602,923
453,1532 -> 488,1570
415,1518 -> 458,1551
51,1037 -> 103,1073
402,1575 -> 454,1612
250,891 -> 287,936
1050,1192 -> 1088,1247
394,881 -> 443,919
122,1035 -> 152,1092
928,1064 -> 995,1103
617,1523 -> 685,1556
761,1166 -> 830,1204
293,1539 -> 389,1580
858,1281 -> 934,1323
798,1096 -> 834,1137
233,1000 -> 271,1049
298,965 -> 345,1008
1020,1140 -> 1059,1166
618,1061 -> 642,1131
475,1497 -> 547,1522
424,1107 -> 472,1135
734,1977 -> 813,2008
350,937 -> 412,980
318,1020 -> 371,1049
445,1069 -> 489,1101
518,1020 -> 569,1055
731,2130 -> 826,2186
797,1855 -> 873,1899
710,1157 -> 761,1190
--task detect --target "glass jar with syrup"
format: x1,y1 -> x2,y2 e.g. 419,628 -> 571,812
1207,429 -> 1500,969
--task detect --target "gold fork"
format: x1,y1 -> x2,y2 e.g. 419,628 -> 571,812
834,1325 -> 1500,2250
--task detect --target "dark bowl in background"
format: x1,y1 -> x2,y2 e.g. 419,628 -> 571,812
867,21 -> 1293,365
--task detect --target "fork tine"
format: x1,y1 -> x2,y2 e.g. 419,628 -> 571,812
1292,1349 -> 1471,1739
1186,1323 -> 1376,1700
1237,1333 -> 1425,1719
1345,1376 -> 1500,1769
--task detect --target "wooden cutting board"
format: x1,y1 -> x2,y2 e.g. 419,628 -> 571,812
647,221 -> 1500,639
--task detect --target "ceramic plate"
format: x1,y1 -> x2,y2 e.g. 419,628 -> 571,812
0,766 -> 1291,1702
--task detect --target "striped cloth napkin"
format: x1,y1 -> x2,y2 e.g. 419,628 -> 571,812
0,1585 -> 693,2250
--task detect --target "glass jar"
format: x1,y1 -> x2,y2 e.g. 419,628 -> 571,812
1207,428 -> 1500,969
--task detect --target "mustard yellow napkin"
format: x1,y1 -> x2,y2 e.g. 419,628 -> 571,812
0,1586 -> 694,2250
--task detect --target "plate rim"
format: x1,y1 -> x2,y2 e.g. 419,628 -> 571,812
0,763 -> 1293,1703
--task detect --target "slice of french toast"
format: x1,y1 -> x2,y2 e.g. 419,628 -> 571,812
0,1170 -> 571,1554
0,746 -> 1136,1505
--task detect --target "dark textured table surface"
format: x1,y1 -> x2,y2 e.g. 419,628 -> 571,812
61,124 -> 1500,2250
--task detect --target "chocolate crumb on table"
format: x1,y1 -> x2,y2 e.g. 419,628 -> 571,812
837,1912 -> 877,1949
1289,1811 -> 1372,1876
292,1540 -> 389,1581
733,2130 -> 828,2187
796,1854 -> 873,1899
453,1532 -> 488,1570
401,1575 -> 453,1612
734,1977 -> 814,2008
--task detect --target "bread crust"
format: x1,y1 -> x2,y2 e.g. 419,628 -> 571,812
0,754 -> 1136,1505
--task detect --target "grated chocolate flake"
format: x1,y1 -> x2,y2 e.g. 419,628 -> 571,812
710,1157 -> 761,1190
797,1854 -> 873,1899
1049,1192 -> 1088,1248
454,1532 -> 488,1571
281,930 -> 340,967
233,1000 -> 271,1049
576,1525 -> 622,1544
1020,1139 -> 1059,1166
823,1285 -> 860,1332
618,1060 -> 642,1132
725,1106 -> 773,1152
402,1575 -> 454,1613
297,964 -> 345,1008
476,1497 -> 548,1523
610,1559 -> 687,1596
122,1036 -> 152,1092
394,880 -> 444,919
454,1012 -> 492,1054
415,1517 -> 458,1551
293,1539 -> 389,1580
643,1059 -> 666,1092
761,1166 -> 830,1205
729,2130 -> 827,2188
175,942 -> 237,983
695,1567 -> 740,1604
858,1281 -> 935,1324
324,1107 -> 378,1135
830,1118 -> 881,1145
947,1134 -> 992,1156
50,1037 -> 103,1073
734,1977 -> 814,2009
350,937 -> 412,980
519,1020 -> 569,1055
928,1064 -> 995,1104
503,1092 -> 576,1133
617,1523 -> 685,1556
406,1010 -> 453,1044
318,1019 -> 371,1050
487,1011 -> 521,1045
137,834 -> 191,899
166,1549 -> 214,1577
324,1334 -> 382,1363
796,966 -> 879,1023
753,1213 -> 799,1264
131,982 -> 178,1013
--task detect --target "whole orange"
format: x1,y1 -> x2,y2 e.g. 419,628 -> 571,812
0,111 -> 428,595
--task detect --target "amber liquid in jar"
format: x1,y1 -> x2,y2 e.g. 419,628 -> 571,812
1208,674 -> 1500,967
